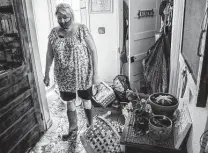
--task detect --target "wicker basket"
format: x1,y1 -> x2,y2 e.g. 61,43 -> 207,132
92,82 -> 116,107
80,116 -> 122,153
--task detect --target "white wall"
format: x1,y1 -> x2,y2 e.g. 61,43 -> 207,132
31,0 -> 55,91
88,0 -> 121,83
32,0 -> 52,73
178,54 -> 208,153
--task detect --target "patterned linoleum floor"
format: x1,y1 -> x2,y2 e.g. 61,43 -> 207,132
28,90 -> 124,153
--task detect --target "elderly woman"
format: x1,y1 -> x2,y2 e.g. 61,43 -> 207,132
43,3 -> 99,140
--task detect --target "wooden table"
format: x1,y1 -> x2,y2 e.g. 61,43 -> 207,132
120,112 -> 187,153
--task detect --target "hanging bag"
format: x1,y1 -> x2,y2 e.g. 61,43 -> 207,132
112,75 -> 131,102
142,32 -> 169,93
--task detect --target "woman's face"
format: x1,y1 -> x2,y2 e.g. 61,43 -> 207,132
56,12 -> 71,29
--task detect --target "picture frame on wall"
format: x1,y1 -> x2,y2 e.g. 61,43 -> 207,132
90,0 -> 113,13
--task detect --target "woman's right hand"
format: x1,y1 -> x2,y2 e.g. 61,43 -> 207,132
43,75 -> 50,87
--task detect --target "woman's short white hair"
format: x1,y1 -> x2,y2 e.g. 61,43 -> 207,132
55,3 -> 75,22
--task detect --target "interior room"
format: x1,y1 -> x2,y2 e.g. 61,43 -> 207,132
0,0 -> 208,153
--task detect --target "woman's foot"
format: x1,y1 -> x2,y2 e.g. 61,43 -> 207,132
84,108 -> 93,128
62,126 -> 78,141
62,109 -> 78,141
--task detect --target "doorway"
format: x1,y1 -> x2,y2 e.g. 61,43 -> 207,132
26,0 -> 125,152
123,0 -> 188,97
125,0 -> 174,94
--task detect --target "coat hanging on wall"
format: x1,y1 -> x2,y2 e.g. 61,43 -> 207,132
142,1 -> 172,94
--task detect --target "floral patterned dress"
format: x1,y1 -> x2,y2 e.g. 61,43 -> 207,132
48,24 -> 93,92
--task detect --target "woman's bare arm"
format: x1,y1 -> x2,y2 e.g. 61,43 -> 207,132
45,41 -> 54,77
85,33 -> 98,75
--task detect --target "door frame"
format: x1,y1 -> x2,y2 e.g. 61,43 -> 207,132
169,0 -> 186,97
118,0 -> 123,75
23,0 -> 52,130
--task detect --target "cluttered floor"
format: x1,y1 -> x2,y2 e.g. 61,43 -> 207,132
26,74 -> 190,153
28,89 -> 125,153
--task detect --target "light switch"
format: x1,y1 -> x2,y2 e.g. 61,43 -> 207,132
98,27 -> 105,34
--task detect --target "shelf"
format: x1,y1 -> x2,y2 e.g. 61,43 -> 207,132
4,33 -> 19,37
0,5 -> 13,13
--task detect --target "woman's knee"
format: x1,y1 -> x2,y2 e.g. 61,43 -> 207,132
82,99 -> 92,109
65,99 -> 76,111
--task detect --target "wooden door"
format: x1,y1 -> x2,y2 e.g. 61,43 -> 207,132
128,0 -> 161,90
0,0 -> 44,153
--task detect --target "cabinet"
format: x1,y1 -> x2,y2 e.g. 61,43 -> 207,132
0,0 -> 45,153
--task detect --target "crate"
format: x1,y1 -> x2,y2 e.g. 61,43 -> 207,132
80,116 -> 122,153
92,82 -> 116,107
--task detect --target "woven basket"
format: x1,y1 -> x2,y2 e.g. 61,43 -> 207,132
92,82 -> 116,107
80,116 -> 122,153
